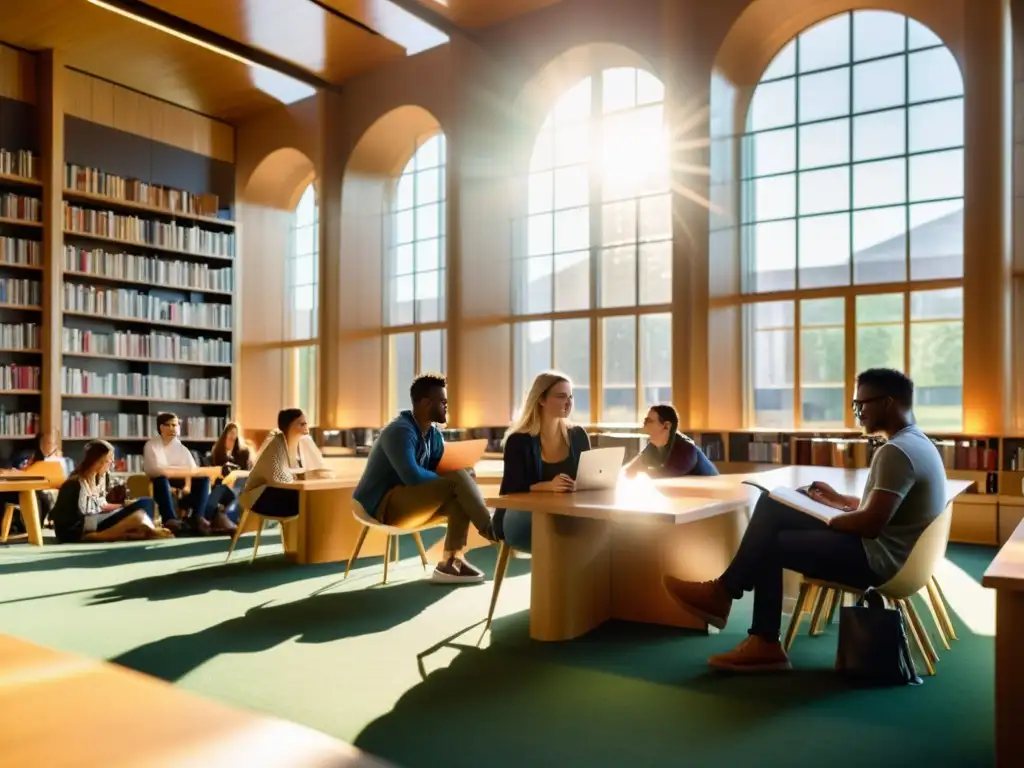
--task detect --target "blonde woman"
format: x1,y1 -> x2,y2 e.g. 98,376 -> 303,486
496,371 -> 591,552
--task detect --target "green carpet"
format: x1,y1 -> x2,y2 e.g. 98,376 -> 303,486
0,533 -> 995,767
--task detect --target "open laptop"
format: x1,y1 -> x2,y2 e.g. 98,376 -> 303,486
437,438 -> 488,474
574,446 -> 626,491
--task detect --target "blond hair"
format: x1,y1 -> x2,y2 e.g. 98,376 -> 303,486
502,370 -> 573,447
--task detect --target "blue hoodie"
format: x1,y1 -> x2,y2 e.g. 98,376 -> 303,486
353,410 -> 445,518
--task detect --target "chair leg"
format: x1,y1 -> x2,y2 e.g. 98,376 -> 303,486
393,535 -> 401,563
905,598 -> 939,665
226,508 -> 249,561
412,532 -> 429,571
382,535 -> 391,585
809,588 -> 833,636
919,585 -> 950,650
250,518 -> 265,564
486,543 -> 513,630
928,576 -> 957,642
898,599 -> 935,676
1,504 -> 14,543
826,589 -> 843,626
783,582 -> 812,652
344,527 -> 370,579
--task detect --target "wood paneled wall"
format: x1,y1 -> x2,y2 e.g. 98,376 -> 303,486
0,43 -> 35,104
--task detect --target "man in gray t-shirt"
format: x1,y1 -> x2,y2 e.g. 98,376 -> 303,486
661,368 -> 946,673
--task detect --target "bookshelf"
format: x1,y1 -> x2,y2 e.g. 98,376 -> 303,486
0,148 -> 42,452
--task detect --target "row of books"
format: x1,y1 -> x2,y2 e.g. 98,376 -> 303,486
0,237 -> 41,267
0,278 -> 40,306
62,284 -> 233,330
61,412 -> 226,440
0,150 -> 36,180
1,193 -> 41,223
64,205 -> 235,258
61,368 -> 230,400
0,364 -> 40,390
114,454 -> 145,473
1007,445 -> 1024,471
0,410 -> 38,436
65,164 -> 220,217
933,439 -> 997,471
64,246 -> 234,292
0,322 -> 39,349
62,328 -> 232,363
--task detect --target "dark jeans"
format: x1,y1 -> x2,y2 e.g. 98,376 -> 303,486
96,497 -> 156,531
719,495 -> 883,641
150,475 -> 211,524
251,486 -> 300,519
501,509 -> 532,553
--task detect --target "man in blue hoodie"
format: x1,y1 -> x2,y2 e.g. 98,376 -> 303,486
353,373 -> 496,584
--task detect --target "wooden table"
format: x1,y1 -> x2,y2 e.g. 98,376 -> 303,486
485,480 -> 749,641
0,634 -> 393,767
0,475 -> 53,547
982,518 -> 1024,766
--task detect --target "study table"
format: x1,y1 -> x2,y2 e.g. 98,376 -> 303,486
0,473 -> 60,547
0,633 -> 394,767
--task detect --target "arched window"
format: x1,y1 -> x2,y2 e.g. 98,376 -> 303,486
742,11 -> 963,429
385,133 -> 447,416
515,67 -> 672,423
286,182 -> 318,420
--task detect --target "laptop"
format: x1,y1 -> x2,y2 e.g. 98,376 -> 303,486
436,438 -> 489,474
574,446 -> 626,491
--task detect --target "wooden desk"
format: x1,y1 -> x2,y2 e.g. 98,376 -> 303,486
0,634 -> 393,767
485,481 -> 748,641
982,518 -> 1024,767
0,476 -> 52,547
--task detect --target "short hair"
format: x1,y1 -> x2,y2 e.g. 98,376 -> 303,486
410,373 -> 447,405
856,368 -> 914,408
649,403 -> 680,433
277,408 -> 305,432
156,412 -> 177,429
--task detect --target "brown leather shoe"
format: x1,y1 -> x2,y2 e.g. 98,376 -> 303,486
708,636 -> 792,672
663,576 -> 733,629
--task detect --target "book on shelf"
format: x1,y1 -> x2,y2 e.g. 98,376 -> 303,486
0,322 -> 40,349
65,163 -> 220,218
0,237 -> 41,267
740,481 -> 845,523
0,150 -> 37,180
64,245 -> 233,292
0,193 -> 41,222
63,204 -> 234,258
0,278 -> 41,306
62,283 -> 233,330
0,364 -> 41,390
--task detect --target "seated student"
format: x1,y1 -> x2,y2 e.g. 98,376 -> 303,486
51,439 -> 166,543
662,368 -> 946,672
239,409 -> 325,521
203,422 -> 254,532
353,373 -> 496,584
495,371 -> 591,553
143,412 -> 210,535
624,404 -> 719,479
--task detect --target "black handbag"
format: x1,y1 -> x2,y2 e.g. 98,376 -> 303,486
835,588 -> 922,686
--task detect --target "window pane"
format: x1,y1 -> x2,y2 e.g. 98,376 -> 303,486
853,11 -> 906,61
554,165 -> 589,210
800,298 -> 845,427
600,246 -> 636,308
746,175 -> 796,222
388,333 -> 416,416
528,171 -> 554,213
798,69 -> 850,123
852,109 -> 905,161
750,301 -> 794,427
745,219 -> 795,292
853,205 -> 907,284
415,237 -> 440,272
389,275 -> 414,325
554,207 -> 589,253
853,56 -> 905,113
798,14 -> 850,73
910,200 -> 963,280
416,270 -> 440,323
799,167 -> 849,215
291,255 -> 314,287
798,118 -> 849,170
553,318 -> 590,422
856,293 -> 904,372
294,225 -> 314,257
394,244 -> 414,276
416,169 -> 440,205
910,288 -> 963,430
798,213 -> 850,289
908,99 -> 963,153
415,136 -> 442,169
746,127 -> 796,177
514,321 -> 552,411
602,67 -> 636,113
639,241 -> 671,305
602,105 -> 668,200
420,329 -> 445,375
908,48 -> 963,103
763,40 -> 796,81
416,203 -> 440,240
396,173 -> 414,210
603,315 -> 637,423
524,256 -> 553,313
908,19 -> 943,50
554,122 -> 589,167
637,69 -> 665,105
554,251 -> 590,312
638,193 -> 671,241
396,210 -> 414,244
748,79 -> 796,131
554,78 -> 592,123
528,213 -> 553,256
295,186 -> 316,225
853,158 -> 906,209
289,345 -> 318,423
531,130 -> 554,171
602,199 -> 636,246
909,149 -> 963,202
640,313 -> 671,409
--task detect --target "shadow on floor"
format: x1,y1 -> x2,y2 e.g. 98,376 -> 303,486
0,536 -> 245,575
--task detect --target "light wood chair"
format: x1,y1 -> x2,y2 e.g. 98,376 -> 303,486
343,500 -> 441,585
485,541 -> 515,630
1,504 -> 18,543
783,503 -> 954,676
225,508 -> 294,563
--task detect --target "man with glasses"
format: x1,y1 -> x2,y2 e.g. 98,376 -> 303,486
661,367 -> 946,672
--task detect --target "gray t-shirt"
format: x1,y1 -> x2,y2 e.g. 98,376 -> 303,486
860,424 -> 947,581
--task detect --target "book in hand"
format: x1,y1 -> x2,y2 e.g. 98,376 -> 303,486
740,481 -> 845,523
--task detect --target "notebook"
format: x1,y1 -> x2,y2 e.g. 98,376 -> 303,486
740,480 -> 846,523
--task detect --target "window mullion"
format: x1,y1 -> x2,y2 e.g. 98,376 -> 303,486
590,72 -> 603,421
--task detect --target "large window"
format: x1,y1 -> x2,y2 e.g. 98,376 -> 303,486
742,11 -> 964,430
385,134 -> 447,417
286,183 -> 319,421
515,67 -> 672,423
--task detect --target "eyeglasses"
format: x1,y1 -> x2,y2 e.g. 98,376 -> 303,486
851,396 -> 887,415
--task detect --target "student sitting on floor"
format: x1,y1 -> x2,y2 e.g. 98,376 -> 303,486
353,373 -> 496,584
494,370 -> 591,554
624,404 -> 719,479
51,439 -> 167,543
144,412 -> 210,535
238,409 -> 325,522
662,368 -> 947,672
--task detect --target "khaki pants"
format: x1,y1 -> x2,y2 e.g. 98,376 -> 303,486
379,469 -> 494,553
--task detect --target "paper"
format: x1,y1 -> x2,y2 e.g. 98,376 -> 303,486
764,485 -> 844,523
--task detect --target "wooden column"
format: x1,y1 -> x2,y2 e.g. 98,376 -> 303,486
317,89 -> 344,427
37,51 -> 64,436
961,0 -> 1013,434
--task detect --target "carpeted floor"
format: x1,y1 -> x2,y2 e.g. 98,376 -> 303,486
0,532 -> 996,768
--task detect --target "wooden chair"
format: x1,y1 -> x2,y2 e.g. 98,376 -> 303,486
0,504 -> 18,543
343,500 -> 440,585
783,503 -> 953,676
485,541 -> 515,629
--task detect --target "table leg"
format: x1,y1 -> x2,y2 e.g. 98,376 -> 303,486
18,490 -> 42,547
530,512 -> 612,641
295,488 -> 388,566
995,589 -> 1024,765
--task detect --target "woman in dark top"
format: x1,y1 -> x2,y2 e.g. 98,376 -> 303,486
624,404 -> 719,478
496,371 -> 592,553
202,422 -> 253,532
